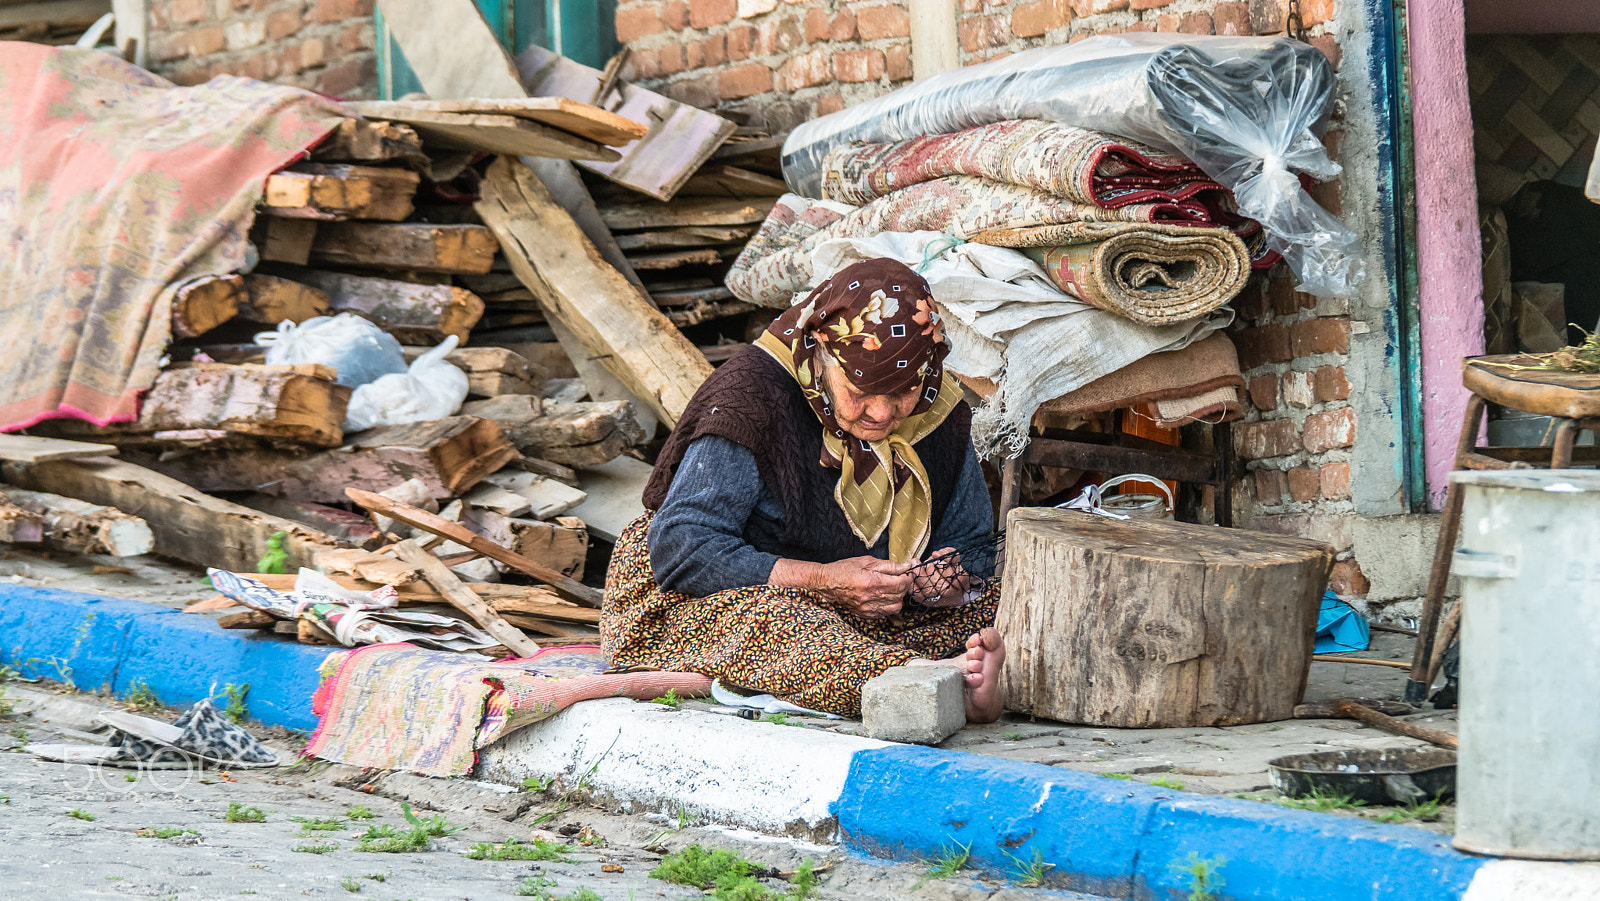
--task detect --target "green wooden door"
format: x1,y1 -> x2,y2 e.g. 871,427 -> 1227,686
376,0 -> 618,100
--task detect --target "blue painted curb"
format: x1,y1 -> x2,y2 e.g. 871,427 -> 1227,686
835,745 -> 1488,901
0,584 -> 335,731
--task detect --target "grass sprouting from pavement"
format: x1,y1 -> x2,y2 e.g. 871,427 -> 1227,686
66,808 -> 95,821
345,805 -> 375,819
1170,852 -> 1226,901
138,827 -> 199,838
401,802 -> 466,836
651,845 -> 818,901
650,689 -> 683,708
1150,776 -> 1186,791
914,844 -> 971,888
1003,848 -> 1051,887
354,824 -> 432,853
293,842 -> 338,854
464,838 -> 573,862
1275,787 -> 1366,813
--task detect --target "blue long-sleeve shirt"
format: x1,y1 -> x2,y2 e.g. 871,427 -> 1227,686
647,434 -> 993,597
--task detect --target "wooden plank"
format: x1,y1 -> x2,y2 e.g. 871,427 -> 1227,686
474,157 -> 712,427
665,298 -> 758,329
233,495 -> 383,547
0,487 -> 155,557
309,222 -> 499,275
516,44 -> 736,201
351,488 -> 601,608
600,197 -> 775,232
462,509 -> 587,579
613,226 -> 754,251
125,415 -> 516,505
262,163 -> 420,221
625,248 -> 723,271
0,0 -> 107,29
0,435 -> 118,463
293,269 -> 485,343
461,396 -> 646,467
312,117 -> 427,164
343,105 -> 619,162
171,274 -> 243,339
41,364 -> 351,447
238,274 -> 331,325
218,609 -> 277,629
479,468 -> 587,519
674,164 -> 789,198
235,570 -> 597,622
348,98 -> 646,146
256,218 -> 317,265
0,457 -> 348,573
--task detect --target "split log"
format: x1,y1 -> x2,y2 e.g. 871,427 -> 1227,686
309,222 -> 499,275
256,218 -> 318,265
391,539 -> 541,657
127,416 -> 516,505
474,157 -> 712,426
0,457 -> 347,573
40,364 -> 350,447
237,274 -> 331,325
171,275 -> 243,339
292,269 -> 485,343
402,346 -> 540,398
461,509 -> 587,579
311,117 -> 427,165
997,508 -> 1333,727
599,197 -> 774,232
340,105 -> 619,162
0,435 -> 118,463
460,396 -> 645,467
346,488 -> 601,608
0,488 -> 155,557
0,497 -> 46,544
262,164 -> 420,221
346,97 -> 647,146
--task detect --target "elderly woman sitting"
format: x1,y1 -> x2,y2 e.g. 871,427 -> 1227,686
601,259 -> 1005,721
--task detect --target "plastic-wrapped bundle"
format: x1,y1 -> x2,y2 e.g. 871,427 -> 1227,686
781,34 -> 1362,297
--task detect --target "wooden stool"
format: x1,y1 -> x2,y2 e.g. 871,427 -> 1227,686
1406,355 -> 1600,701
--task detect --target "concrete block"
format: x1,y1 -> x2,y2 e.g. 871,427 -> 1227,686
861,665 -> 965,745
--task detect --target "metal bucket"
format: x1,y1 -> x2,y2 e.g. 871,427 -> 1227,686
1450,470 -> 1600,859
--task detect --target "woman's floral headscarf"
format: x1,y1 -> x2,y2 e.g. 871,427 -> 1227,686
754,258 -> 960,562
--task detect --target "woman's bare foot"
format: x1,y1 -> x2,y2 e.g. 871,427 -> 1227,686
909,627 -> 1006,723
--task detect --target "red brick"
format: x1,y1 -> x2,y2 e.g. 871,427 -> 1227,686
313,54 -> 375,99
803,7 -> 828,41
699,35 -> 727,67
1322,129 -> 1345,163
1309,34 -> 1341,70
831,11 -> 858,40
1247,374 -> 1278,412
1213,1 -> 1251,34
1255,469 -> 1287,504
762,14 -> 804,53
313,0 -> 367,24
236,51 -> 268,81
1231,280 -> 1267,320
719,62 -> 773,99
727,25 -> 756,58
1320,461 -> 1351,500
300,36 -> 326,68
1235,418 -> 1300,460
816,94 -> 845,116
265,7 -> 302,39
615,5 -> 663,41
663,75 -> 717,109
1124,20 -> 1155,31
164,25 -> 226,60
1309,177 -> 1344,216
1130,0 -> 1173,8
1303,407 -> 1356,453
886,42 -> 912,80
1253,512 -> 1354,551
662,0 -> 689,29
1233,324 -> 1291,370
339,21 -> 374,53
658,42 -> 686,75
1314,365 -> 1351,402
1290,318 -> 1350,357
1248,0 -> 1288,33
1329,559 -> 1370,597
1155,13 -> 1180,30
164,63 -> 211,86
776,49 -> 832,90
958,14 -> 1010,52
1069,0 -> 1128,14
1301,0 -> 1335,26
624,47 -> 659,80
1282,370 -> 1315,408
858,3 -> 911,39
834,48 -> 886,83
1177,12 -> 1213,33
162,0 -> 207,26
690,0 -> 737,28
1012,0 -> 1071,36
1287,467 -> 1319,502
686,40 -> 705,69
962,0 -> 982,11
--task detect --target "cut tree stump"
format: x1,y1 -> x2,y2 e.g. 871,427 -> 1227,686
0,488 -> 156,557
262,164 -> 421,221
293,269 -> 485,343
997,508 -> 1334,728
171,275 -> 244,338
308,222 -> 499,274
126,416 -> 516,505
0,457 -> 347,572
238,274 -> 331,324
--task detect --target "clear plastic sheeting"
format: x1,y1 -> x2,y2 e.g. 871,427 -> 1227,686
782,34 -> 1363,297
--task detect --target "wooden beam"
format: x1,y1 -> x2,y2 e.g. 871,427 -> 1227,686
461,398 -> 646,468
311,117 -> 426,164
612,226 -> 754,251
171,274 -> 243,339
0,435 -> 118,463
461,508 -> 587,579
292,269 -> 485,343
125,415 -> 516,505
348,98 -> 646,146
401,346 -> 539,398
347,488 -> 601,607
0,487 -> 155,557
255,218 -> 317,265
261,163 -> 420,221
343,105 -> 618,162
0,457 -> 347,572
474,157 -> 711,427
626,248 -> 722,270
600,197 -> 775,232
309,222 -> 499,275
238,274 -> 331,325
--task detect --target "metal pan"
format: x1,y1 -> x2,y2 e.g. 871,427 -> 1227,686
1267,748 -> 1457,805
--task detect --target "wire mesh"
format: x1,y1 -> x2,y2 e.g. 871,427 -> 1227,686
905,530 -> 1005,607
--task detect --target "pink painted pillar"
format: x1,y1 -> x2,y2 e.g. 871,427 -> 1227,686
1408,0 -> 1484,508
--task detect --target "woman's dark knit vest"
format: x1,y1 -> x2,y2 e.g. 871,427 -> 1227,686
643,346 -> 972,564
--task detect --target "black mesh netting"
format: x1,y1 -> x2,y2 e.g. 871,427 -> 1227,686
906,531 -> 1005,608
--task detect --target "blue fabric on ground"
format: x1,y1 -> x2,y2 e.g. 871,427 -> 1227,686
1314,591 -> 1370,653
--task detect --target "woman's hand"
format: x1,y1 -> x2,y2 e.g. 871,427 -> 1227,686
910,548 -> 975,608
769,556 -> 913,619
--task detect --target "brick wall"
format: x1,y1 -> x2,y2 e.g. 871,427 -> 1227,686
145,0 -> 378,99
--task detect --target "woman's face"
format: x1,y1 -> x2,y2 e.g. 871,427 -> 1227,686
818,352 -> 922,442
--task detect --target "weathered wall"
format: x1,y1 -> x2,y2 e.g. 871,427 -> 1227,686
143,0 -> 377,98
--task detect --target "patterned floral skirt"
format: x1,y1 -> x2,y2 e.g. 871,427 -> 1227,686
600,513 -> 1000,718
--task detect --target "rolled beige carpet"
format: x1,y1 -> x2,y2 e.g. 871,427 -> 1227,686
970,222 -> 1252,325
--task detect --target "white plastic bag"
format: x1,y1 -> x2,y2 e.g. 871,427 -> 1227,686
256,313 -> 408,388
344,335 -> 469,431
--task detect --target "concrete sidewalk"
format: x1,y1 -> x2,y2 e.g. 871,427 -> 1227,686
2,581 -> 1596,901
